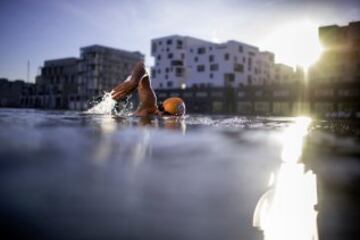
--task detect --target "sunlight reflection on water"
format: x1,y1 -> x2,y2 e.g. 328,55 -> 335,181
254,117 -> 318,240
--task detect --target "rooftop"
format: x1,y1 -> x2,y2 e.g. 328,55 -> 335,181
80,44 -> 144,58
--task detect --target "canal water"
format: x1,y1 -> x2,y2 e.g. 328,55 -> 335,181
0,108 -> 359,240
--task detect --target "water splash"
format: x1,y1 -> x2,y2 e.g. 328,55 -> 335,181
85,92 -> 133,116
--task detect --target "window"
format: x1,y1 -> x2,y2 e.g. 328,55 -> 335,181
165,74 -> 168,80
176,40 -> 183,49
196,91 -> 207,97
209,55 -> 214,62
171,60 -> 183,66
238,91 -> 245,96
247,75 -> 252,85
151,69 -> 156,78
315,89 -> 334,97
159,83 -> 163,88
249,51 -> 255,56
210,64 -> 219,71
157,55 -> 161,60
224,73 -> 235,82
165,68 -> 169,73
167,81 -> 173,87
152,42 -> 157,53
167,39 -> 173,45
248,58 -> 252,70
175,68 -> 183,77
255,90 -> 262,97
273,90 -> 289,97
194,57 -> 198,62
210,73 -> 213,79
239,46 -> 243,52
224,53 -> 230,60
197,65 -> 205,72
234,64 -> 244,72
167,53 -> 173,59
157,69 -> 161,74
198,47 -> 206,54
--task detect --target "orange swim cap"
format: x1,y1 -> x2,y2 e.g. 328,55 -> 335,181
162,97 -> 186,116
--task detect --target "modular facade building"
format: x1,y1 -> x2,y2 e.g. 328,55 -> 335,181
150,35 -> 276,89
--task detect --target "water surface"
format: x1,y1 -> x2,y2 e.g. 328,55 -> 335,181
0,109 -> 359,240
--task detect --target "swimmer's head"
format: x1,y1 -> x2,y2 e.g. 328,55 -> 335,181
159,97 -> 186,116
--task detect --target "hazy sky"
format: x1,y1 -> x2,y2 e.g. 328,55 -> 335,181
1,0 -> 359,81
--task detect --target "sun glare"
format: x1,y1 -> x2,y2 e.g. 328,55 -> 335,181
253,117 -> 318,240
260,20 -> 323,69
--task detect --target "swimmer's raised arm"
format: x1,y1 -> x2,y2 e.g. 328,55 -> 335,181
133,75 -> 159,116
111,62 -> 146,101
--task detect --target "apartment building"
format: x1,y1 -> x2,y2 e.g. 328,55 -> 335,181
34,57 -> 79,109
20,45 -> 144,110
273,64 -> 296,85
310,21 -> 360,84
309,21 -> 360,115
78,45 -> 144,101
150,35 -> 276,89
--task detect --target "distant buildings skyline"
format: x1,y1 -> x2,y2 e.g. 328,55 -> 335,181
10,34 -> 299,111
2,33 -> 298,87
1,20 -> 360,117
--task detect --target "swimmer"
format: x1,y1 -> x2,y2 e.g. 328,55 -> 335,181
111,62 -> 186,117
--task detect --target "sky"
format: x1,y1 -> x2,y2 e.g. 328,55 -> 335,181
0,0 -> 359,82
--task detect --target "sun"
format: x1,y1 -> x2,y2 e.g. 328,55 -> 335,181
259,20 -> 323,69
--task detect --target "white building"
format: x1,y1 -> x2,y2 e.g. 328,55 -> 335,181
150,35 -> 275,89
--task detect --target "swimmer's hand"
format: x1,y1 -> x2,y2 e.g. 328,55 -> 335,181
111,62 -> 146,101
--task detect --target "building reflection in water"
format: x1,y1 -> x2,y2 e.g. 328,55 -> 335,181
253,117 -> 318,240
93,115 -> 118,166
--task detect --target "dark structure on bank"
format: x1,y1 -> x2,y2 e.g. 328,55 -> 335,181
308,21 -> 360,117
0,78 -> 31,108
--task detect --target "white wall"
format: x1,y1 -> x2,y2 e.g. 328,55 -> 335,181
151,35 -> 276,89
